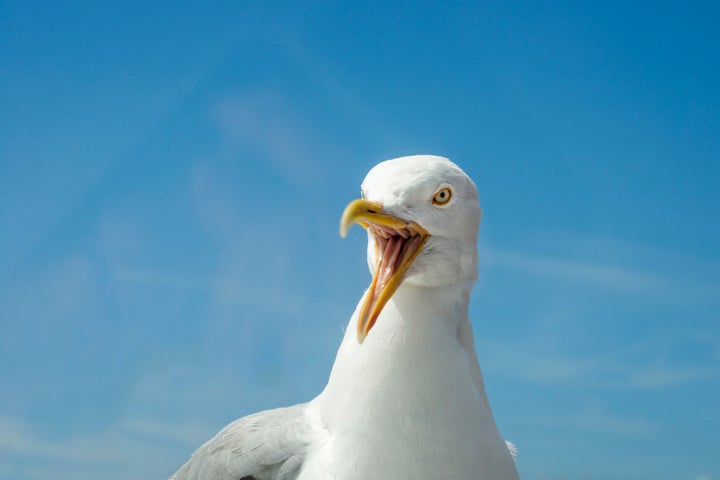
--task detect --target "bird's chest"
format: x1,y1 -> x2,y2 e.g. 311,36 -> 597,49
299,397 -> 499,480
300,340 -> 503,479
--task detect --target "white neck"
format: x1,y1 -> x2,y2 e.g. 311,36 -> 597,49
318,278 -> 479,414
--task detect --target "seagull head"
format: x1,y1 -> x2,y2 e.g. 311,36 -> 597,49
340,155 -> 482,343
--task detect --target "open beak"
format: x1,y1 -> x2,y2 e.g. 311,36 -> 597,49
340,199 -> 428,343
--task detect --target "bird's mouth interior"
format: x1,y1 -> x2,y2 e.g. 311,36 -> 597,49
370,225 -> 425,298
357,223 -> 427,342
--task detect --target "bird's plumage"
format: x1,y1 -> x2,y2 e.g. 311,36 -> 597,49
170,404 -> 319,480
171,155 -> 519,480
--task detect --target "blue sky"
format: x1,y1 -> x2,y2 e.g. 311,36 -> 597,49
1,1 -> 719,479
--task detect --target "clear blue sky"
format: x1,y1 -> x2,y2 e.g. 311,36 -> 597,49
1,2 -> 719,479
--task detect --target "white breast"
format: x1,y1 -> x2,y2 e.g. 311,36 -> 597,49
298,284 -> 518,480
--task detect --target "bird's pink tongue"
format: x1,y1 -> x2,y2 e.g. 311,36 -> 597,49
373,235 -> 404,297
356,233 -> 426,342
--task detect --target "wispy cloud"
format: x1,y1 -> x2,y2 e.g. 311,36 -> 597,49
0,414 -> 206,480
476,236 -> 720,392
512,402 -> 662,439
211,91 -> 330,186
189,163 -> 360,317
483,247 -> 668,294
483,338 -> 719,390
115,265 -> 212,292
479,233 -> 720,303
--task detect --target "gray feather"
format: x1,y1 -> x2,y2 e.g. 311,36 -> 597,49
170,403 -> 315,480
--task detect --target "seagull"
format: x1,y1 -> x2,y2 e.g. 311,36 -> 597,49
170,155 -> 519,480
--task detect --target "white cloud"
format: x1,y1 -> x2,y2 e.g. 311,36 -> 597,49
481,333 -> 718,391
479,232 -> 720,304
0,414 -> 197,479
511,402 -> 662,439
476,237 -> 720,392
211,91 -> 329,186
621,364 -> 719,389
115,265 -> 212,292
483,247 -> 668,294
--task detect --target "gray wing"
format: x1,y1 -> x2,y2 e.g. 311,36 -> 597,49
170,403 -> 316,480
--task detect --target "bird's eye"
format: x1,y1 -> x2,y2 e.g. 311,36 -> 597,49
432,187 -> 453,206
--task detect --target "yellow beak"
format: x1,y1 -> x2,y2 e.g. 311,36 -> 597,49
340,199 -> 428,343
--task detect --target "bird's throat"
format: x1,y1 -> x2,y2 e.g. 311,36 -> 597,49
356,233 -> 426,342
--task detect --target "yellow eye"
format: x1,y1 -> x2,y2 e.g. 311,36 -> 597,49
432,187 -> 453,206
